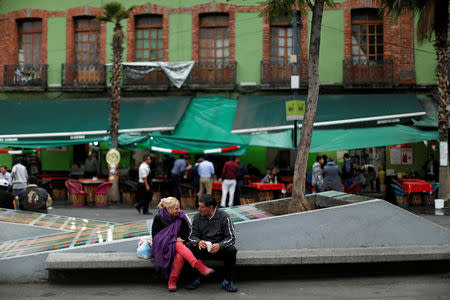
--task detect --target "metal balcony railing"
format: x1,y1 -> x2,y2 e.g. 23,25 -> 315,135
4,64 -> 48,87
122,65 -> 169,89
261,61 -> 308,88
62,64 -> 106,87
343,59 -> 394,87
189,61 -> 236,88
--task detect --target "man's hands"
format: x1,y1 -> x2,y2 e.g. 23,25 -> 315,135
198,240 -> 220,254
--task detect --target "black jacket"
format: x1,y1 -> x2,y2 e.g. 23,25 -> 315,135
0,190 -> 14,209
151,213 -> 190,241
188,209 -> 236,249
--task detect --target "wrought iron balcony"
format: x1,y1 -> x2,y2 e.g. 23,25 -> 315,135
261,61 -> 308,89
343,59 -> 394,87
62,64 -> 106,87
4,64 -> 48,87
122,65 -> 169,90
188,61 -> 236,88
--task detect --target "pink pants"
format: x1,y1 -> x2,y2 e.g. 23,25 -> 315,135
170,242 -> 198,278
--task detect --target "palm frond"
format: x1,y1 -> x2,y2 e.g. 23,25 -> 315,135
98,1 -> 135,25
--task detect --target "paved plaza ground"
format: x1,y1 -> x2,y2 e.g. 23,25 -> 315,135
1,274 -> 449,300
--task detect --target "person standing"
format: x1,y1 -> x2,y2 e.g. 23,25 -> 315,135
84,151 -> 99,178
423,154 -> 439,181
135,155 -> 152,215
322,157 -> 343,192
0,179 -> 14,209
171,155 -> 191,200
220,156 -> 238,207
16,176 -> 52,213
197,156 -> 215,198
342,153 -> 354,189
186,194 -> 238,293
0,166 -> 12,190
311,155 -> 324,192
11,160 -> 28,196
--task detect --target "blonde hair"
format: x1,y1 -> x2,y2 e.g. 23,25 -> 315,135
157,197 -> 179,210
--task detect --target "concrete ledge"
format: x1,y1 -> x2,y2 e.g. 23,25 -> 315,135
45,245 -> 450,270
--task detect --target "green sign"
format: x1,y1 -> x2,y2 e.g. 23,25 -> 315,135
286,100 -> 305,121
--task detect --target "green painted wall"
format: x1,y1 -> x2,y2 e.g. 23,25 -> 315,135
169,14 -> 192,61
308,9 -> 344,84
385,142 -> 436,177
235,12 -> 263,84
0,0 -> 262,13
41,147 -> 73,171
0,154 -> 13,169
414,16 -> 437,84
239,146 -> 267,175
47,17 -> 66,86
307,150 -> 344,172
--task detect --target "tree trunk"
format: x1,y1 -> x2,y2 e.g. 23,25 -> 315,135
288,0 -> 325,213
108,24 -> 124,203
435,0 -> 449,200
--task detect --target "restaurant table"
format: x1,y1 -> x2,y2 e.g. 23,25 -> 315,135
40,177 -> 69,201
398,179 -> 433,194
398,178 -> 433,206
78,179 -> 107,205
248,182 -> 285,201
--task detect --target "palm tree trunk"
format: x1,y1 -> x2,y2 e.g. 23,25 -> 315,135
108,23 -> 124,203
288,0 -> 325,213
435,0 -> 449,200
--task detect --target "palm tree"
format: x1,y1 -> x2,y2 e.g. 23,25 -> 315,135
376,0 -> 449,199
98,2 -> 135,202
261,0 -> 334,212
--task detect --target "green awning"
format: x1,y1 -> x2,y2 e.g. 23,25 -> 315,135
308,125 -> 437,152
0,97 -> 190,143
232,94 -> 426,134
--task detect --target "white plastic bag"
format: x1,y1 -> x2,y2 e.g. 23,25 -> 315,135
137,236 -> 152,259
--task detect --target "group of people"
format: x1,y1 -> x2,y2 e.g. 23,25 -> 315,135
310,153 -> 354,193
0,160 -> 52,213
152,194 -> 238,293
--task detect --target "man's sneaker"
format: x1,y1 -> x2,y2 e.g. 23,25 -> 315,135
221,280 -> 237,293
195,260 -> 214,276
184,279 -> 201,290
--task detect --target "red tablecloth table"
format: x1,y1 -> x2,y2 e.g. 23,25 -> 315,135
248,182 -> 285,201
212,181 -> 222,190
398,179 -> 433,194
78,179 -> 107,204
248,182 -> 285,190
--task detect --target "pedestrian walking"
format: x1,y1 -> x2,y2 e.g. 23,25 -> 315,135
322,157 -> 343,192
171,155 -> 191,200
311,155 -> 324,192
220,156 -> 238,207
135,155 -> 152,215
11,160 -> 28,196
342,153 -> 354,189
197,156 -> 215,197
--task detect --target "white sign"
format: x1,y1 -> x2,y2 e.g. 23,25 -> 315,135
290,75 -> 299,89
440,143 -> 448,166
106,149 -> 121,166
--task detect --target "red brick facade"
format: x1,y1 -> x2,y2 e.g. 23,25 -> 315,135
338,0 -> 415,83
0,1 -> 417,87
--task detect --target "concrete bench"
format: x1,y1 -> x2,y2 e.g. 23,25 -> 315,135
45,245 -> 450,270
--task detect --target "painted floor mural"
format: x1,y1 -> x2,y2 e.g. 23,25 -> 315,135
0,204 -> 273,260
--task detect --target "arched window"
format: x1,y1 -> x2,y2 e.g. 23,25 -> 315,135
351,9 -> 383,65
199,13 -> 230,65
135,14 -> 163,61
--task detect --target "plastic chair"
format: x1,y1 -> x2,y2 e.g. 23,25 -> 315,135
65,179 -> 86,206
94,182 -> 112,207
345,183 -> 362,195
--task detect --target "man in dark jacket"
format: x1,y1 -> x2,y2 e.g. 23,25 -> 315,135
0,179 -> 14,209
186,194 -> 238,292
16,176 -> 52,213
342,153 -> 354,189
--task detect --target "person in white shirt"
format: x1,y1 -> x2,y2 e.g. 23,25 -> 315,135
197,156 -> 215,197
135,155 -> 152,215
11,160 -> 28,196
0,166 -> 12,191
